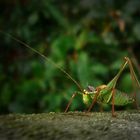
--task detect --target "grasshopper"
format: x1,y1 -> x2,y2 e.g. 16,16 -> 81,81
65,57 -> 140,117
1,31 -> 140,117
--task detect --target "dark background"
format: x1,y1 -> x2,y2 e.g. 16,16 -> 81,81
0,0 -> 140,114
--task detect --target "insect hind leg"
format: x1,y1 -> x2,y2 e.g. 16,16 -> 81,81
125,57 -> 140,109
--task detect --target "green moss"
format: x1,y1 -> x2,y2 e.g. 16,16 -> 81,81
0,111 -> 140,140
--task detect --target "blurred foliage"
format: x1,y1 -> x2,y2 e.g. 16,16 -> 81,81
0,0 -> 140,114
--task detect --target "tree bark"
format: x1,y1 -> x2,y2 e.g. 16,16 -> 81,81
0,111 -> 140,140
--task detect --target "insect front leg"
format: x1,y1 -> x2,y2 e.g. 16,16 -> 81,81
65,91 -> 83,112
65,92 -> 77,112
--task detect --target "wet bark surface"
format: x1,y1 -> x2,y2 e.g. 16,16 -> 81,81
0,111 -> 140,140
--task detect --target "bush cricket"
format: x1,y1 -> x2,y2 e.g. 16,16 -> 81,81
1,31 -> 140,117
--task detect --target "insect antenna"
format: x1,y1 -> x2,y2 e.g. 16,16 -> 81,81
0,31 -> 83,92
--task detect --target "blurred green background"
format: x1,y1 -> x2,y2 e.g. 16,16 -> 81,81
0,0 -> 140,114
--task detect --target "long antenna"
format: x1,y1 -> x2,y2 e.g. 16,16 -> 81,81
0,31 -> 83,92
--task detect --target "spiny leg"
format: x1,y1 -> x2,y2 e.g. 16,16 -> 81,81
111,89 -> 116,117
65,92 -> 83,112
125,57 -> 140,88
87,85 -> 107,112
87,90 -> 100,112
125,57 -> 140,109
128,69 -> 139,109
65,92 -> 77,112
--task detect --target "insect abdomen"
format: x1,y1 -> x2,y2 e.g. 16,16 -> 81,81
99,90 -> 134,106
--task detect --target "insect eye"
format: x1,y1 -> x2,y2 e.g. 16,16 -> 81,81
87,85 -> 95,92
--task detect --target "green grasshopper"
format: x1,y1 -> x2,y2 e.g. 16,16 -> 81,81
65,57 -> 140,117
1,31 -> 140,117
